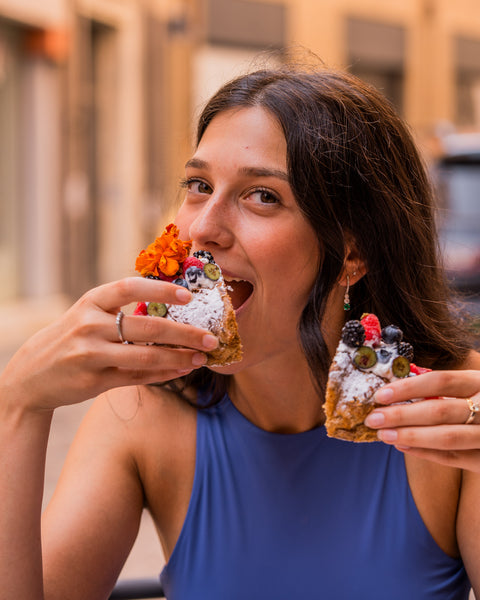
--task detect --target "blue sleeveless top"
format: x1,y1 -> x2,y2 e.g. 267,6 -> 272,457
160,393 -> 470,599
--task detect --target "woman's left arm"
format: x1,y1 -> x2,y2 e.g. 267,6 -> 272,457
364,352 -> 480,473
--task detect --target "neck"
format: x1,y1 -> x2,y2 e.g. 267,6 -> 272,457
229,357 -> 325,434
226,284 -> 347,434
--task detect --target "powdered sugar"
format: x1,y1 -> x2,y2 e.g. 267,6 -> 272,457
166,283 -> 225,331
330,341 -> 408,408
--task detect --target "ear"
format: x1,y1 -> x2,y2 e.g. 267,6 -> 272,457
338,234 -> 367,287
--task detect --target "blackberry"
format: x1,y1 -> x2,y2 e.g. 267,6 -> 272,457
146,274 -> 161,280
193,250 -> 214,263
397,341 -> 414,362
341,320 -> 365,347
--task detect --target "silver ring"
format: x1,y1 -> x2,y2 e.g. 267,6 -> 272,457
465,398 -> 480,425
116,310 -> 128,344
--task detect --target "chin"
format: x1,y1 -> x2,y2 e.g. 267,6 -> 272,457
207,361 -> 244,376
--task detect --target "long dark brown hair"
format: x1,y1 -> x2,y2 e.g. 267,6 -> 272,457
166,65 -> 473,403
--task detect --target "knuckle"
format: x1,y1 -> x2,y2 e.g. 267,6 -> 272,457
441,429 -> 462,449
130,369 -> 148,382
113,277 -> 134,297
140,316 -> 161,340
431,400 -> 450,423
72,314 -> 99,339
387,405 -> 403,422
435,370 -> 456,389
136,346 -> 161,368
69,338 -> 96,364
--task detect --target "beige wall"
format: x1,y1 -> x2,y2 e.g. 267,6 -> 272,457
286,0 -> 480,138
0,0 -> 479,304
0,0 -> 67,27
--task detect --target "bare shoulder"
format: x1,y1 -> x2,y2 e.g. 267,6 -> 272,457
96,383 -> 198,472
103,384 -> 198,554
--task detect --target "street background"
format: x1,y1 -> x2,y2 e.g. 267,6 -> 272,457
0,0 -> 479,592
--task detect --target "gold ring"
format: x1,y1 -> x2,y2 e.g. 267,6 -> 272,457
116,310 -> 128,344
465,398 -> 480,425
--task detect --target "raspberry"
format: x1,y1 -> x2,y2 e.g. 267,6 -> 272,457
157,272 -> 176,282
341,320 -> 365,347
409,363 -> 432,376
397,341 -> 414,362
133,302 -> 148,315
182,256 -> 204,276
360,313 -> 381,345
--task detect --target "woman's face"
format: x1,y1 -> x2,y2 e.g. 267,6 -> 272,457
175,106 -> 320,371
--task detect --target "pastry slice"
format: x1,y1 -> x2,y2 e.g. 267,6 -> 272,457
133,224 -> 242,367
324,313 -> 417,442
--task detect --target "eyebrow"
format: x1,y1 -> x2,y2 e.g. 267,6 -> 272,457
184,158 -> 289,182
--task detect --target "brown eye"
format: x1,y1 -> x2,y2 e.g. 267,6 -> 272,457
249,188 -> 279,204
197,181 -> 212,194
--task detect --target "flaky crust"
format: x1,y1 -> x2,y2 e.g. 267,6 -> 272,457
324,361 -> 382,442
205,290 -> 242,366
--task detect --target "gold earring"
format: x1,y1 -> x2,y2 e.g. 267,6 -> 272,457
343,275 -> 351,311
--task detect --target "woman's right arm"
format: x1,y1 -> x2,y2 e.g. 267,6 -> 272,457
0,277 -> 218,599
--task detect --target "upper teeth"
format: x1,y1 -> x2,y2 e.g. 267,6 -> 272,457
223,276 -> 245,283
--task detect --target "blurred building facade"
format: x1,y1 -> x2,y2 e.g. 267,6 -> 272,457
0,0 -> 479,313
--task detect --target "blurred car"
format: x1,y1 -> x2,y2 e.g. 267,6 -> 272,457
433,133 -> 480,293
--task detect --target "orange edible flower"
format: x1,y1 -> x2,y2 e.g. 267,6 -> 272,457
135,223 -> 192,278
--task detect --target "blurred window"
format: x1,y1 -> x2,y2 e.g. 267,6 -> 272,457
346,17 -> 405,114
455,36 -> 480,127
435,157 -> 480,290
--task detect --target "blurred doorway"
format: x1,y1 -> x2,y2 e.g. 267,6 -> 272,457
0,21 -> 21,301
64,17 -> 119,298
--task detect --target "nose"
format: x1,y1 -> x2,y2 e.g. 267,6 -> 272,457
187,194 -> 234,250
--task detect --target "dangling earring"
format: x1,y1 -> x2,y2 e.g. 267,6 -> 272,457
343,275 -> 351,311
343,271 -> 356,311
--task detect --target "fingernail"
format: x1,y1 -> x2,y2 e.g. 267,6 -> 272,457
378,429 -> 398,442
202,334 -> 218,350
192,353 -> 207,366
374,388 -> 394,404
175,288 -> 192,303
364,411 -> 385,427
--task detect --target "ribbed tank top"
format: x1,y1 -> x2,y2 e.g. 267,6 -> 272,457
160,393 -> 470,599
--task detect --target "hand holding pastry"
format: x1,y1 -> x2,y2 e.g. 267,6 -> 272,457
0,276 -> 219,414
364,368 -> 480,473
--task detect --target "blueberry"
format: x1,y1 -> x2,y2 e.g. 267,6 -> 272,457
377,348 -> 392,363
173,278 -> 189,288
381,325 -> 403,344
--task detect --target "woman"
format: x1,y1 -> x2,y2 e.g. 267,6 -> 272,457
1,66 -> 480,599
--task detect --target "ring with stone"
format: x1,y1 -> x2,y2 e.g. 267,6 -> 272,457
465,397 -> 480,425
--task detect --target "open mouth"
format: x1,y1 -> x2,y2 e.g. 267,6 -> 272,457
224,277 -> 254,310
